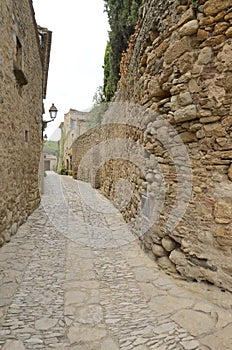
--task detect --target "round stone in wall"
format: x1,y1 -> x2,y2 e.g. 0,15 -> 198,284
152,243 -> 167,257
11,223 -> 18,235
162,236 -> 177,252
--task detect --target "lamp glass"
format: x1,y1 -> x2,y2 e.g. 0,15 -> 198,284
49,103 -> 58,120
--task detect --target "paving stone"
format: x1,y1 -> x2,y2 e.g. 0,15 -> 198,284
133,337 -> 148,345
180,340 -> 200,350
149,295 -> 194,315
74,304 -> 103,324
101,337 -> 119,350
200,323 -> 232,350
1,340 -> 25,350
65,290 -> 87,305
154,322 -> 177,334
171,309 -> 216,336
67,324 -> 107,344
0,284 -> 17,299
0,173 -> 232,349
34,318 -> 58,330
132,267 -> 159,281
24,337 -> 43,345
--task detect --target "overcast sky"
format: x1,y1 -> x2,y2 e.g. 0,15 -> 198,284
32,0 -> 109,139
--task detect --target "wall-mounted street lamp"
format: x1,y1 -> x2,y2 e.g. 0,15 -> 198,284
42,103 -> 58,138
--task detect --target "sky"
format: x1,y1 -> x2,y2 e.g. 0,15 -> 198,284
32,0 -> 109,140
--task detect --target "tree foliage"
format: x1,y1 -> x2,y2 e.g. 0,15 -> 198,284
103,0 -> 143,101
43,140 -> 58,156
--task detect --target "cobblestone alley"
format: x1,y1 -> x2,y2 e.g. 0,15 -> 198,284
0,172 -> 232,350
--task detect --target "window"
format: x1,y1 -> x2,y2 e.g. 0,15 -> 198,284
13,36 -> 28,89
25,130 -> 29,142
16,37 -> 22,69
71,119 -> 77,129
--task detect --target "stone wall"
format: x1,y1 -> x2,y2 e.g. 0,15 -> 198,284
72,123 -> 143,186
0,0 -> 44,246
72,0 -> 232,292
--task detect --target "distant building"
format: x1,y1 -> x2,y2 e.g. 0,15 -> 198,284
0,0 -> 51,246
58,109 -> 90,171
44,153 -> 57,171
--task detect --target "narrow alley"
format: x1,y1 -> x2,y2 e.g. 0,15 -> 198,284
0,172 -> 232,350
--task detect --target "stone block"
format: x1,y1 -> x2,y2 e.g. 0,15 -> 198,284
214,226 -> 232,246
169,249 -> 186,266
225,27 -> 232,38
177,51 -> 195,74
197,28 -> 209,41
214,22 -> 229,35
203,123 -> 226,137
174,105 -> 197,123
197,46 -> 213,64
145,172 -> 155,183
156,126 -> 169,144
161,236 -> 177,252
152,243 -> 167,257
188,79 -> 200,93
221,151 -> 232,159
178,92 -> 193,106
145,142 -> 154,151
164,37 -> 191,65
201,35 -> 226,48
224,73 -> 232,91
176,7 -> 195,28
179,20 -> 199,37
0,235 -> 5,247
10,223 -> 18,236
200,116 -> 221,123
179,131 -> 197,143
157,256 -> 177,273
148,77 -> 166,98
203,0 -> 232,16
199,109 -> 212,117
225,12 -> 232,21
214,201 -> 232,224
2,230 -> 11,243
217,42 -> 232,65
153,226 -> 166,238
155,39 -> 169,58
228,164 -> 232,181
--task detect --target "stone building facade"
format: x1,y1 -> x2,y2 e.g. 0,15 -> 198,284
0,0 -> 51,246
58,109 -> 89,171
72,0 -> 232,292
44,153 -> 57,171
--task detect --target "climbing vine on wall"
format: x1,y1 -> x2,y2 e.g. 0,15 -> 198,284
103,0 -> 143,101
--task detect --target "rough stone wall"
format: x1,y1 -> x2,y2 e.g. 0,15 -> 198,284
72,0 -> 232,292
117,0 -> 232,291
0,0 -> 43,246
72,123 -> 143,187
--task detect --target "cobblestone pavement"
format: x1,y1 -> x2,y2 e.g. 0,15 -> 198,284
1,172 -> 232,350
